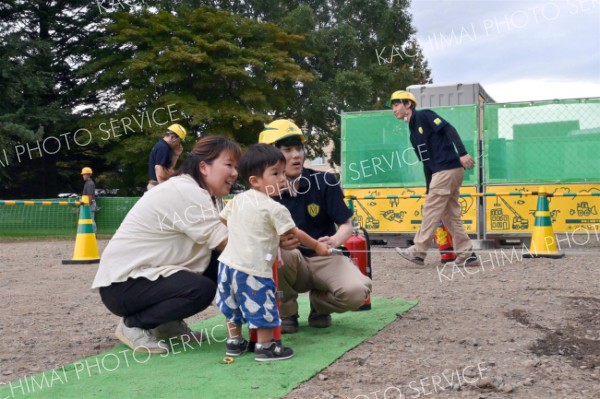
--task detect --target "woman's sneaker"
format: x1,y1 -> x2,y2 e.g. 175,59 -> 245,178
115,319 -> 168,354
151,320 -> 205,342
255,340 -> 294,362
226,338 -> 249,357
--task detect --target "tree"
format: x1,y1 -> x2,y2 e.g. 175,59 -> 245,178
174,0 -> 432,165
0,0 -> 106,198
0,34 -> 40,187
81,7 -> 313,192
0,0 -> 430,197
280,1 -> 432,165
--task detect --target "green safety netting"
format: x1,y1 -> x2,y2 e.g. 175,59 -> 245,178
3,99 -> 600,238
484,98 -> 600,184
0,199 -> 78,237
94,197 -> 140,235
0,198 -> 139,238
341,106 -> 478,188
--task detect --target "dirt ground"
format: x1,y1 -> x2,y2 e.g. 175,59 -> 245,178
1,239 -> 599,398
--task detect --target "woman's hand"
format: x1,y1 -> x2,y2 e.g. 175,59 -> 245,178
279,232 -> 300,250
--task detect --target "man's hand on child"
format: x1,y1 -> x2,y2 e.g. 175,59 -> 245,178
317,236 -> 337,249
279,232 -> 300,250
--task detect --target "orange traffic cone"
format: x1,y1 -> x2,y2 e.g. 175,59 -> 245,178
62,195 -> 100,264
523,187 -> 565,259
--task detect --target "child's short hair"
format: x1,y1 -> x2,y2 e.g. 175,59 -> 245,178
239,144 -> 286,184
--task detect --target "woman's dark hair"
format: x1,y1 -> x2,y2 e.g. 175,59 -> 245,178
175,136 -> 241,189
239,144 -> 286,184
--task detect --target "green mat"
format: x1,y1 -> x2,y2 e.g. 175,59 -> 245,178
1,296 -> 418,399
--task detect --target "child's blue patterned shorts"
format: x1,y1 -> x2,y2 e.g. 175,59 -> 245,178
216,262 -> 280,329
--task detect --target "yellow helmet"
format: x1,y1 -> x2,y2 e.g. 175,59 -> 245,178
258,119 -> 306,145
167,123 -> 187,141
81,167 -> 93,175
386,90 -> 417,108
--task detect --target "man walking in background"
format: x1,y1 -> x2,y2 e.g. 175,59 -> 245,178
388,90 -> 479,267
147,123 -> 186,190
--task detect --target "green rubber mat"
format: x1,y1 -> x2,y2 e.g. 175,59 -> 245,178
1,296 -> 418,399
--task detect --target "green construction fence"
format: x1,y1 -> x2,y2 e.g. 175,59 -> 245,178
484,98 -> 600,184
0,197 -> 140,238
341,105 -> 478,188
2,98 -> 599,238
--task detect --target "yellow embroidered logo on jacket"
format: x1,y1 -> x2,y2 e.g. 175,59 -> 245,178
418,126 -> 424,134
308,203 -> 320,217
433,117 -> 442,125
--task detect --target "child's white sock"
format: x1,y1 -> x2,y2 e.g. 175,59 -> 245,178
255,341 -> 273,350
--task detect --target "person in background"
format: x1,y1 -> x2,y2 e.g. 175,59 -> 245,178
258,119 -> 372,334
147,123 -> 187,190
81,166 -> 96,232
387,90 -> 479,267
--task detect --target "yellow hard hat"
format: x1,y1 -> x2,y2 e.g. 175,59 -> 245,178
167,123 -> 187,141
81,167 -> 93,175
258,119 -> 306,145
386,90 -> 417,108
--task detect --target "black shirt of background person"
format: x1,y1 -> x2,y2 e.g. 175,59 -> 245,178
409,109 -> 467,175
148,139 -> 172,180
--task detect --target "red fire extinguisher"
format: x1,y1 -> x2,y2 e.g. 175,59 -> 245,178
434,221 -> 456,263
344,226 -> 372,311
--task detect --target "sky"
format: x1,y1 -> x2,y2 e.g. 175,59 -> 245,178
408,0 -> 600,102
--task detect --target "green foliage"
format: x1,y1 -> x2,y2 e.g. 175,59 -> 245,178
0,0 -> 106,197
181,0 -> 432,165
284,0 -> 432,165
1,0 -> 430,196
81,7 -> 313,192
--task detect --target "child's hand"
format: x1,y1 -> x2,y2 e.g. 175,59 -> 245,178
315,242 -> 331,257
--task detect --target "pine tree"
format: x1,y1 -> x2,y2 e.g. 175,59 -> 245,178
0,0 -> 105,197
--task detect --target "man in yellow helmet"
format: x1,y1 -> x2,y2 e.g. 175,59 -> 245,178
387,90 -> 479,267
259,119 -> 372,333
81,166 -> 96,232
147,123 -> 187,190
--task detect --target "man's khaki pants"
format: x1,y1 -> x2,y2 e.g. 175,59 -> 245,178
410,167 -> 472,258
278,249 -> 372,317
